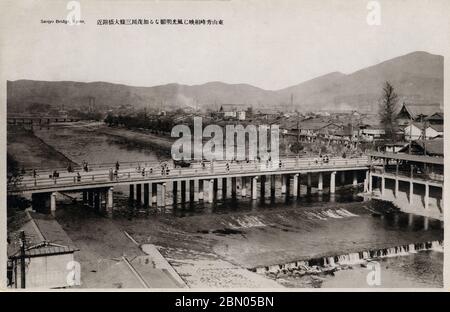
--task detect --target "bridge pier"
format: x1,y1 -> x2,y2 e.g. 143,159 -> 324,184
136,184 -> 142,205
241,177 -> 247,197
208,179 -> 214,203
198,180 -> 204,200
368,172 -> 373,193
352,171 -> 358,187
225,177 -> 232,198
270,175 -> 276,198
94,191 -> 101,211
193,179 -> 199,202
88,191 -> 94,206
252,177 -> 258,200
82,191 -> 87,204
50,192 -> 57,214
152,183 -> 157,205
236,177 -> 242,197
107,187 -> 114,213
364,171 -> 369,192
231,177 -> 237,198
307,173 -> 312,194
129,185 -> 135,201
318,172 -> 323,192
281,175 -> 286,194
330,171 -> 336,194
293,174 -> 299,198
216,178 -> 222,200
174,181 -> 181,203
425,183 -> 429,210
381,176 -> 385,197
185,180 -> 190,203
286,175 -> 291,196
394,178 -> 399,199
261,175 -> 268,198
168,181 -> 176,206
143,183 -> 149,207
157,183 -> 166,207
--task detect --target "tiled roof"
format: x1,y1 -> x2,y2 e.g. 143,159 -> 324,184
10,242 -> 78,259
8,212 -> 78,259
414,139 -> 444,156
428,124 -> 443,132
219,104 -> 246,112
426,112 -> 444,121
403,103 -> 442,119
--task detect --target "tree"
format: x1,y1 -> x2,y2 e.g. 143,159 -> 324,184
7,154 -> 29,213
7,154 -> 23,188
379,81 -> 398,143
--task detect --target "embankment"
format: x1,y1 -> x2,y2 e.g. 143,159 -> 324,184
7,126 -> 77,169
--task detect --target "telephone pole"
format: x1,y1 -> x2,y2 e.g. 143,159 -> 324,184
19,230 -> 26,288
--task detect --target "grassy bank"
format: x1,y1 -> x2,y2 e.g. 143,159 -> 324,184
7,125 -> 77,169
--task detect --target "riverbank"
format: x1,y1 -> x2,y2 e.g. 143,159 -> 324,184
112,198 -> 442,288
7,125 -> 77,169
31,122 -> 171,165
96,125 -> 174,156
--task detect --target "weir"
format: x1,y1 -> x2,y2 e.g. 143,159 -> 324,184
253,240 -> 443,274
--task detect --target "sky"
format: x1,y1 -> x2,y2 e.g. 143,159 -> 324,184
0,0 -> 449,90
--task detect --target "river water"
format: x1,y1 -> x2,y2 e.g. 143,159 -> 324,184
32,123 -> 444,288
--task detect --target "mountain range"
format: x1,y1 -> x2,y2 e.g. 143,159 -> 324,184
7,51 -> 443,114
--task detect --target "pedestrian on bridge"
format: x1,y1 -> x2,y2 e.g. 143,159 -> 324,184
82,160 -> 89,172
32,169 -> 38,179
115,161 -> 120,171
77,172 -> 81,182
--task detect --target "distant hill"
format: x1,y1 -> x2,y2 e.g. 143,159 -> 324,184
7,51 -> 443,114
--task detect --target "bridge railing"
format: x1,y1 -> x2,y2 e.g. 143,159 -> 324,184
11,156 -> 370,191
18,155 -> 367,176
371,166 -> 444,183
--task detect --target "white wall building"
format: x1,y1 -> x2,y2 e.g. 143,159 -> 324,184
403,123 -> 423,141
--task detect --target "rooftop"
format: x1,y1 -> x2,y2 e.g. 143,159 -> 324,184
8,211 -> 78,259
368,150 -> 443,165
428,124 -> 444,132
219,104 -> 246,112
401,102 -> 442,119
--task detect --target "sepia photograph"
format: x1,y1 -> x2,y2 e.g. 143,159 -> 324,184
1,0 -> 448,293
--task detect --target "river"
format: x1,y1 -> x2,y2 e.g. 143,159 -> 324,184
30,122 -> 444,288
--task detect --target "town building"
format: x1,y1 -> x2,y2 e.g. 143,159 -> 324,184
426,112 -> 444,125
398,138 -> 444,157
403,122 -> 443,141
7,211 -> 79,289
396,102 -> 442,126
403,122 -> 424,141
218,104 -> 246,120
358,126 -> 385,142
425,124 -> 444,139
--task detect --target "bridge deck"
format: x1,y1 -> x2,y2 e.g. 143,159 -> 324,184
11,157 -> 370,194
